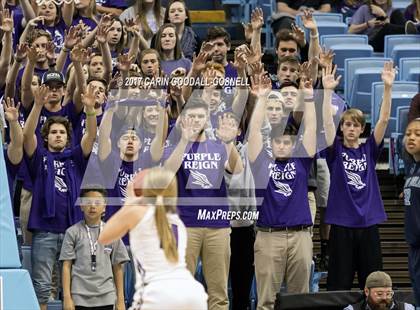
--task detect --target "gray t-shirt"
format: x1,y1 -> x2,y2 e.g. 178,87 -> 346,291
60,221 -> 129,307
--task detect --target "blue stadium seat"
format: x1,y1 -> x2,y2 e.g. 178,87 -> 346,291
396,105 -> 410,135
384,35 -> 420,59
391,44 -> 420,66
345,58 -> 391,113
399,57 -> 420,81
371,81 -> 418,137
389,106 -> 410,175
296,13 -> 343,25
296,13 -> 347,38
320,34 -> 368,47
321,35 -> 372,90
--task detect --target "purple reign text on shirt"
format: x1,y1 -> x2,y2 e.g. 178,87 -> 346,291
163,139 -> 230,228
250,150 -> 313,227
323,134 -> 387,228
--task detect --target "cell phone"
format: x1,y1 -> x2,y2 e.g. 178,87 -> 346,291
376,16 -> 386,21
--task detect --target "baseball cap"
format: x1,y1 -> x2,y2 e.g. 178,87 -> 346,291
42,70 -> 65,85
365,271 -> 392,289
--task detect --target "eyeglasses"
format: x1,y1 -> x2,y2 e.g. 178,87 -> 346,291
372,290 -> 394,298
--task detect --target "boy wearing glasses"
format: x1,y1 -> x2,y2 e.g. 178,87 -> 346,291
344,271 -> 415,310
60,187 -> 129,310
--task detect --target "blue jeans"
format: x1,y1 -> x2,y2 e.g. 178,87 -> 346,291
31,231 -> 64,304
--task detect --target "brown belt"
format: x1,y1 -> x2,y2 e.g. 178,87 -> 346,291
256,225 -> 311,232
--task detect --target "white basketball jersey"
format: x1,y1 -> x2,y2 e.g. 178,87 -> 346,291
129,206 -> 188,284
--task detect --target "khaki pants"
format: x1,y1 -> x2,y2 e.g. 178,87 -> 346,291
20,188 -> 33,245
308,191 -> 316,224
186,227 -> 231,310
254,230 -> 312,310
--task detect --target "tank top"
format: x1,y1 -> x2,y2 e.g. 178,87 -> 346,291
129,206 -> 189,284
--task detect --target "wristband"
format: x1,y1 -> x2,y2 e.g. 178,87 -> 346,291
85,110 -> 96,117
304,97 -> 314,102
63,47 -> 70,52
15,58 -> 23,63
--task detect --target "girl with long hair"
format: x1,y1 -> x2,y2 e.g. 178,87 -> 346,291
120,0 -> 165,44
154,23 -> 191,75
163,0 -> 200,61
98,167 -> 208,310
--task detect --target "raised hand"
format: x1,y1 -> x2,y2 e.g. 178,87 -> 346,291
15,43 -> 28,62
322,64 -> 341,90
200,42 -> 215,55
125,16 -> 142,38
70,44 -> 89,63
26,45 -> 39,64
250,74 -> 272,98
33,85 -> 49,107
27,16 -> 45,28
64,26 -> 81,50
291,23 -> 306,47
319,46 -> 335,68
180,116 -> 197,141
117,53 -> 135,72
251,7 -> 264,30
233,46 -> 248,71
75,21 -> 89,39
81,84 -> 97,111
216,114 -> 238,143
96,23 -> 110,45
299,61 -> 312,80
299,76 -> 314,98
46,41 -> 56,62
301,9 -> 317,30
244,45 -> 263,65
3,97 -> 20,122
248,61 -> 265,78
0,9 -> 13,32
381,60 -> 396,87
191,51 -> 209,74
99,13 -> 113,28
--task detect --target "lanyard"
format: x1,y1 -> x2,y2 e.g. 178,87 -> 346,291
85,221 -> 104,272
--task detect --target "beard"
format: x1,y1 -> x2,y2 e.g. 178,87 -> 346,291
367,296 -> 393,310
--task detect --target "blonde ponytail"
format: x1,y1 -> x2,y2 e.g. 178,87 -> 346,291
154,195 -> 178,263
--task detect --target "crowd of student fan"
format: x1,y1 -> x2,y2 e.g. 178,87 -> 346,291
0,0 -> 419,309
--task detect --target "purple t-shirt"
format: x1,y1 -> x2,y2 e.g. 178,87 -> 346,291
163,139 -> 230,228
4,148 -> 21,201
161,58 -> 192,76
72,112 -> 103,148
101,0 -> 128,9
26,145 -> 87,233
71,15 -> 98,33
250,150 -> 313,227
223,62 -> 238,99
100,151 -> 154,218
37,18 -> 67,52
7,4 -> 24,50
323,134 -> 387,227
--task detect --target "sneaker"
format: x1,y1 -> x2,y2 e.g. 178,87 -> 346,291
405,21 -> 418,34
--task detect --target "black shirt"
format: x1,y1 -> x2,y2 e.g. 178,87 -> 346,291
277,0 -> 332,10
